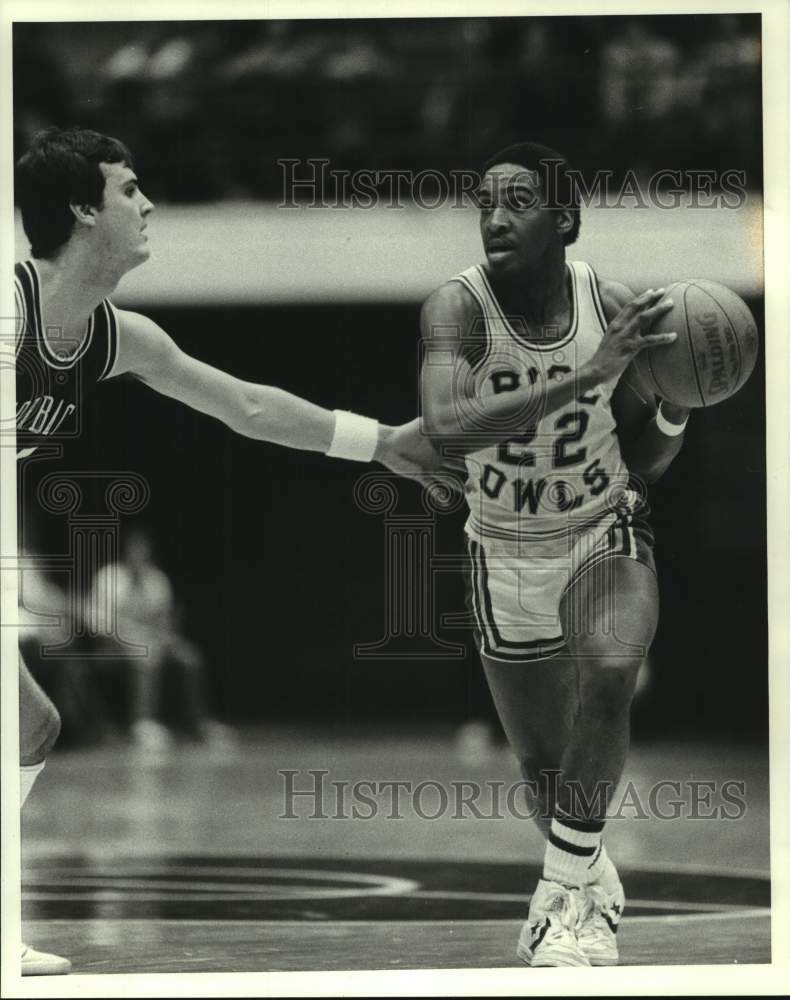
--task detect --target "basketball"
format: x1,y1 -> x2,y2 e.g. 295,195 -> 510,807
635,280 -> 759,407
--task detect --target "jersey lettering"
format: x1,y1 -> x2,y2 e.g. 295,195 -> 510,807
28,395 -> 55,434
490,370 -> 521,394
481,465 -> 507,499
513,476 -> 548,515
456,260 -> 627,539
553,410 -> 589,468
497,427 -> 537,466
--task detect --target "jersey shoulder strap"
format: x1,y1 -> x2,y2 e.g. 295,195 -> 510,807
567,259 -> 608,336
14,259 -> 119,380
95,299 -> 120,381
448,264 -> 510,329
14,260 -> 36,354
447,264 -> 515,370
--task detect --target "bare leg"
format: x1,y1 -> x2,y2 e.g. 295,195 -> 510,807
481,556 -> 658,831
128,652 -> 163,726
19,655 -> 72,975
481,652 -> 578,837
555,557 -> 659,820
19,653 -> 61,767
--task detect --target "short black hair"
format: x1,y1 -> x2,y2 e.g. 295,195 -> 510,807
16,127 -> 134,259
482,141 -> 581,246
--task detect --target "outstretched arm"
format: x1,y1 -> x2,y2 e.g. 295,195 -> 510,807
112,310 -> 335,450
602,280 -> 690,484
419,279 -> 678,456
109,310 -> 450,480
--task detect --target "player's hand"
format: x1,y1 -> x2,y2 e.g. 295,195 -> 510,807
589,289 -> 677,383
375,418 -> 466,493
659,401 -> 691,424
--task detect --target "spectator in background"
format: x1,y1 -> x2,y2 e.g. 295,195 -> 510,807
319,28 -> 396,163
691,14 -> 761,178
90,528 -> 234,751
417,20 -> 498,156
12,23 -> 75,161
18,557 -> 101,747
508,19 -> 580,148
215,21 -> 335,195
599,18 -> 681,173
101,25 -> 232,200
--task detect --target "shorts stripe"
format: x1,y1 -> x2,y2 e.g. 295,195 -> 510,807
619,513 -> 632,558
467,539 -> 565,662
468,539 -> 495,653
565,511 -> 655,596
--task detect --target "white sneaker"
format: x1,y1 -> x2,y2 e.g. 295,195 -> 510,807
21,944 -> 71,976
576,879 -> 625,966
516,879 -> 590,967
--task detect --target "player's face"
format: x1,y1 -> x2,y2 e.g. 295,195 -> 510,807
94,162 -> 154,272
478,163 -> 557,274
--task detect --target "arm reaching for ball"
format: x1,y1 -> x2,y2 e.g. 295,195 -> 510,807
110,309 -> 459,485
420,281 -> 679,455
601,280 -> 691,484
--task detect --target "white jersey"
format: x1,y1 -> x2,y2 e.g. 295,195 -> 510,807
454,260 -> 629,546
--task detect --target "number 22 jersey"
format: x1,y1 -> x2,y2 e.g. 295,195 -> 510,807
453,259 -> 630,547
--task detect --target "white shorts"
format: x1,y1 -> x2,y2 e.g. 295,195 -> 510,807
465,502 -> 655,662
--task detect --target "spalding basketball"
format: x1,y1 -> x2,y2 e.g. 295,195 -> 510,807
634,280 -> 759,407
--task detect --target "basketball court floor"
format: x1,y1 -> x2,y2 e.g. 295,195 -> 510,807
19,727 -> 770,975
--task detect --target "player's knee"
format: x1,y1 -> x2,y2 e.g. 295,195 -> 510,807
20,701 -> 61,766
580,658 -> 641,716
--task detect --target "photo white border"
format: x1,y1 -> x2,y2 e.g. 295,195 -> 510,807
1,0 -> 787,996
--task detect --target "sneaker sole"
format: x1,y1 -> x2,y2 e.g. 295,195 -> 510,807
22,959 -> 72,976
517,941 -> 590,968
585,952 -> 619,966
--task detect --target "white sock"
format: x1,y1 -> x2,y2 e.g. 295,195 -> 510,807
20,761 -> 45,808
543,815 -> 604,887
587,843 -> 620,891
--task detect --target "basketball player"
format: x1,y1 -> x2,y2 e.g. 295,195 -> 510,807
11,127 -> 446,975
419,142 -> 691,967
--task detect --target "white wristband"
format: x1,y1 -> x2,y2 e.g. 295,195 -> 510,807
655,403 -> 688,437
327,410 -> 379,462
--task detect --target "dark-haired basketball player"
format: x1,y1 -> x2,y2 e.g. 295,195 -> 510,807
11,127 -> 446,976
420,142 -> 690,967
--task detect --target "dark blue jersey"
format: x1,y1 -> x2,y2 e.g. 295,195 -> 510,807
15,260 -> 119,457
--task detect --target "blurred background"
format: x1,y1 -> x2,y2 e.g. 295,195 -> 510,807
14,14 -> 762,198
13,14 -> 766,747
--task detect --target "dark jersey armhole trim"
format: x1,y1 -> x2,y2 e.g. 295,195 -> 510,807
448,274 -> 492,372
98,301 -> 119,381
14,278 -> 27,354
586,263 -> 609,335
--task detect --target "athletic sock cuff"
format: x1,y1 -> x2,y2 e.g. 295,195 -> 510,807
551,816 -> 605,851
553,811 -> 606,833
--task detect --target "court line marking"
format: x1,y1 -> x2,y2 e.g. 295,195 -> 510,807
609,859 -> 771,880
406,891 -> 763,912
22,867 -> 420,900
25,912 -> 771,927
22,890 -> 767,913
627,908 -> 770,924
23,865 -> 414,885
22,852 -> 771,882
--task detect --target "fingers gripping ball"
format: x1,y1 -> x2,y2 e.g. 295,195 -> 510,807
634,280 -> 758,407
